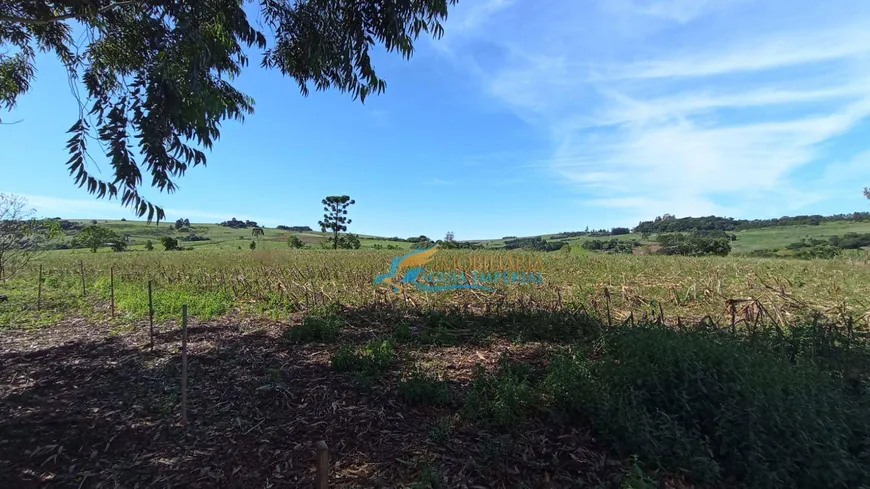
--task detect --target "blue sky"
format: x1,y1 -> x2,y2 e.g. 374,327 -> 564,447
2,0 -> 870,240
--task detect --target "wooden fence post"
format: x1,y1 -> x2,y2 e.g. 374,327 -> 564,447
148,280 -> 154,351
37,264 -> 43,311
181,304 -> 189,427
315,440 -> 329,489
80,261 -> 86,296
110,266 -> 115,318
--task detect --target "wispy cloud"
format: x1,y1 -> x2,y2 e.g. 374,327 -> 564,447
437,0 -> 870,219
606,22 -> 870,80
426,178 -> 455,186
445,0 -> 515,36
602,0 -> 720,23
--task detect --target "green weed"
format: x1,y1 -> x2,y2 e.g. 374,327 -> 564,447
284,313 -> 343,343
331,338 -> 396,377
462,357 -> 541,431
543,325 -> 870,489
428,415 -> 456,444
397,367 -> 452,406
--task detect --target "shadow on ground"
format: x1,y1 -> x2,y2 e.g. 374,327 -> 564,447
0,310 -> 622,489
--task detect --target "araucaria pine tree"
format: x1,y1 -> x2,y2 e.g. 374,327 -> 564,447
319,196 -> 356,250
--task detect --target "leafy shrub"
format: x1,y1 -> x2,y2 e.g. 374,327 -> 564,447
794,244 -> 840,259
330,344 -> 362,372
391,320 -> 414,343
284,314 -> 343,343
621,455 -> 657,489
325,233 -> 361,249
830,232 -> 870,249
657,233 -> 731,256
582,238 -> 638,254
160,236 -> 179,251
747,248 -> 778,257
219,218 -> 258,228
428,415 -> 457,444
287,234 -> 305,249
503,236 -> 564,252
179,232 -> 210,242
543,326 -> 870,488
398,367 -> 452,406
462,356 -> 540,430
331,338 -> 396,377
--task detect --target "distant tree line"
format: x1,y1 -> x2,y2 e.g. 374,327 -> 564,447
436,240 -> 483,250
372,244 -> 402,250
277,225 -> 313,232
322,233 -> 361,249
503,236 -> 565,252
657,233 -> 732,257
47,218 -> 84,231
552,227 -> 630,239
407,235 -> 434,247
582,239 -> 639,254
219,218 -> 259,229
769,232 -> 870,260
179,232 -> 210,242
634,212 -> 870,234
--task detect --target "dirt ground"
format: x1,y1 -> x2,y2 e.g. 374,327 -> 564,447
0,315 -> 627,489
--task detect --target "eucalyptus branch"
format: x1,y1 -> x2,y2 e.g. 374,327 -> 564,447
0,1 -> 139,25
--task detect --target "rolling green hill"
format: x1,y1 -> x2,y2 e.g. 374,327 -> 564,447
51,219 -> 415,253
469,221 -> 870,255
43,218 -> 870,256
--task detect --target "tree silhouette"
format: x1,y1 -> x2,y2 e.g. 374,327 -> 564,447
288,235 -> 305,249
79,225 -> 122,253
251,227 -> 264,240
319,196 -> 356,250
2,1 -> 457,222
0,194 -> 59,279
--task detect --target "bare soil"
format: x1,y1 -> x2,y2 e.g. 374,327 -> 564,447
0,315 -> 627,488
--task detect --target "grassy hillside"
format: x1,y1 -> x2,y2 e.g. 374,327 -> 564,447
57,219 -> 415,252
45,218 -> 870,256
729,221 -> 870,253
470,221 -> 870,255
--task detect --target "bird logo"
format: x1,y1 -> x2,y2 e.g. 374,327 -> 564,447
373,245 -> 439,292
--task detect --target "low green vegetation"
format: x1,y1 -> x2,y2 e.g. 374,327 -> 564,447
542,326 -> 869,489
392,320 -> 869,489
284,308 -> 345,343
582,238 -> 639,254
331,338 -> 395,374
397,366 -> 453,406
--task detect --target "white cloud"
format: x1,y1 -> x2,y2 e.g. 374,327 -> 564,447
446,0 -> 515,35
436,1 -> 870,219
608,23 -> 870,80
602,0 -> 719,23
426,178 -> 454,186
